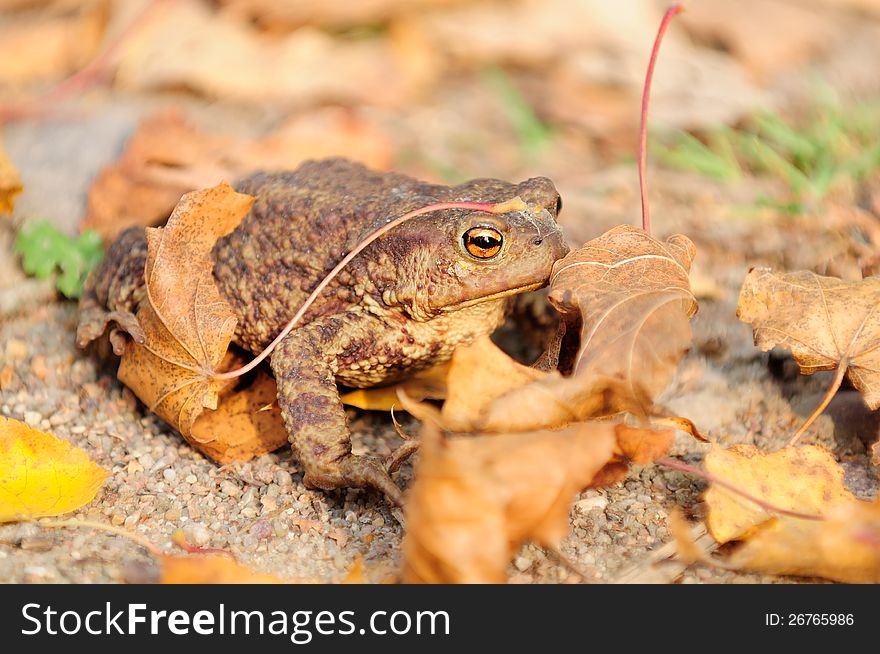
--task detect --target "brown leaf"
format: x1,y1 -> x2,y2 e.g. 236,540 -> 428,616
704,444 -> 853,544
115,0 -> 411,108
117,183 -> 252,439
402,420 -> 671,583
188,369 -> 288,464
737,268 -> 880,409
217,0 -> 463,31
549,225 -> 698,409
0,135 -> 23,215
0,0 -> 107,88
401,421 -> 617,583
82,108 -> 392,241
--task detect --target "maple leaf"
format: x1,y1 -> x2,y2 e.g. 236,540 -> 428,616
401,420 -> 673,583
702,443 -> 879,583
726,498 -> 880,584
737,268 -> 880,443
704,443 -> 853,543
117,183 -> 253,439
548,224 -> 698,406
0,417 -> 108,522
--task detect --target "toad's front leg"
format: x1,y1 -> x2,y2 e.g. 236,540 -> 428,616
270,321 -> 404,506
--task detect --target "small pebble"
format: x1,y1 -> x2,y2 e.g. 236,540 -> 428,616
23,411 -> 41,427
220,480 -> 241,497
514,556 -> 532,572
184,523 -> 211,546
163,468 -> 177,482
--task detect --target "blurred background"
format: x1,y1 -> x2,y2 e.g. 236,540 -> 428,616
2,0 -> 880,250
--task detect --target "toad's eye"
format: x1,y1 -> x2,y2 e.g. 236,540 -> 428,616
463,227 -> 503,259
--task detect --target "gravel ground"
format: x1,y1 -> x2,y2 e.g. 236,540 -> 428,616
1,95 -> 878,584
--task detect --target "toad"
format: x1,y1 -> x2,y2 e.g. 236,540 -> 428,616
78,158 -> 568,505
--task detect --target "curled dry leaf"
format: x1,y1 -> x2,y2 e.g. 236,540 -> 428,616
402,421 -> 617,583
704,444 -> 853,544
401,420 -> 673,583
116,182 -> 288,463
0,135 -> 23,215
0,417 -> 109,522
726,499 -> 880,584
737,268 -> 880,409
548,224 -> 698,408
703,443 -> 879,582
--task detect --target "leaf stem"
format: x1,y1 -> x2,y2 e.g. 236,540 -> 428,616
639,4 -> 684,234
213,198 -> 526,381
787,356 -> 848,447
657,457 -> 825,521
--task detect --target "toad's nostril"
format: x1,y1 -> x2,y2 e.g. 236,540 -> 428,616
533,238 -> 543,246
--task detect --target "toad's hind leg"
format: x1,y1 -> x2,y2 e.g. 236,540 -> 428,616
270,324 -> 404,506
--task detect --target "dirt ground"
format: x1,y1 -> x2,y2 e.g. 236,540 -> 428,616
2,0 -> 880,583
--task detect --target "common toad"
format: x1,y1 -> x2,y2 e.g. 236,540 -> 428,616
78,158 -> 568,505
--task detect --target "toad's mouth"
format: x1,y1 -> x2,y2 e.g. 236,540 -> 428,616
438,281 -> 546,312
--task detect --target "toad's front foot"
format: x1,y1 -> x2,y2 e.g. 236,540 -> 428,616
303,454 -> 404,506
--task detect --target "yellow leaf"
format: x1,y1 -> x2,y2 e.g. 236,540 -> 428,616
704,444 -> 853,543
0,136 -> 23,216
340,362 -> 450,411
728,499 -> 880,583
0,417 -> 108,522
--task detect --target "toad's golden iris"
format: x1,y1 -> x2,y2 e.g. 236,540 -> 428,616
464,227 -> 503,259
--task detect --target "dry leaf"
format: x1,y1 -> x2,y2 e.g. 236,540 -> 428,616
160,554 -> 286,584
0,416 -> 108,522
549,225 -> 697,405
340,362 -> 450,411
217,0 -> 464,31
188,369 -> 288,464
82,108 -> 392,241
402,420 -> 671,583
115,0 -> 410,108
402,421 -> 617,583
0,135 -> 23,215
704,444 -> 853,544
727,498 -> 880,584
117,183 -> 251,439
0,0 -> 107,88
737,268 -> 880,409
702,442 -> 880,582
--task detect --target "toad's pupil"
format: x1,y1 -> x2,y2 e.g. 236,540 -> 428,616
464,227 -> 503,258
